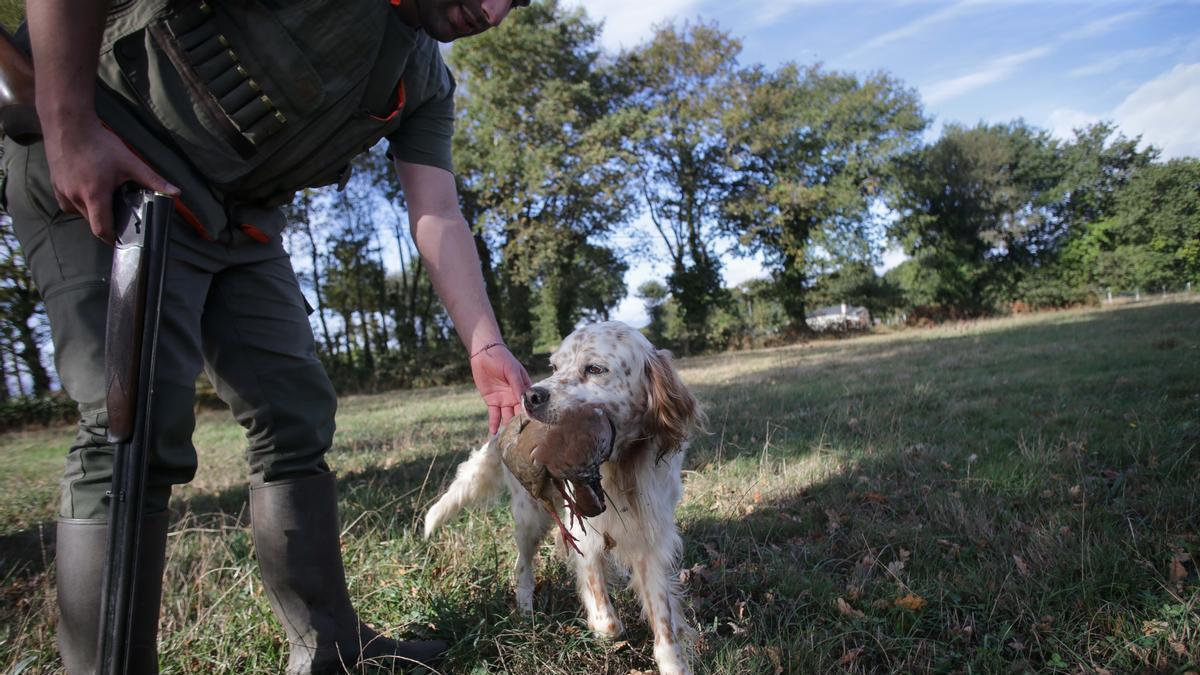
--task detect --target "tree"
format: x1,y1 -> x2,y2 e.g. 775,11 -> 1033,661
724,63 -> 925,331
888,121 -> 1062,313
1062,159 -> 1200,292
636,280 -> 669,346
1052,122 -> 1157,240
808,262 -> 903,319
284,188 -> 337,359
624,22 -> 741,354
450,0 -> 639,358
0,211 -> 51,398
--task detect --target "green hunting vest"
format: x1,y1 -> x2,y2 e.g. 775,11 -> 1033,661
94,0 -> 452,240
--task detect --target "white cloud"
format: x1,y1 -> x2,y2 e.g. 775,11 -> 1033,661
560,0 -> 703,51
1046,107 -> 1100,140
876,246 -> 909,275
844,0 -> 979,60
1069,44 -> 1174,78
1113,62 -> 1200,159
1061,9 -> 1143,41
1044,63 -> 1200,159
923,46 -> 1052,105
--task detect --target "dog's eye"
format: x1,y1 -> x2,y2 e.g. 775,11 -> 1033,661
585,364 -> 608,376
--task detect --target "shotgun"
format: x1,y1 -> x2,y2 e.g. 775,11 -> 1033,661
99,186 -> 173,675
0,24 -> 172,675
0,26 -> 39,143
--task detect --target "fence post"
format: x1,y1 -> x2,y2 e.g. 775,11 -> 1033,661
1106,289 -> 1112,304
1135,288 -> 1141,301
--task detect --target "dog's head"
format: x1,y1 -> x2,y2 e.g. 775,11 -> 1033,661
522,322 -> 701,460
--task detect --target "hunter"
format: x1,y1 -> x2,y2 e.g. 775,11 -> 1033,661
4,0 -> 532,672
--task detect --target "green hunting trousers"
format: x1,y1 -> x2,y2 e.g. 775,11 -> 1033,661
2,138 -> 337,520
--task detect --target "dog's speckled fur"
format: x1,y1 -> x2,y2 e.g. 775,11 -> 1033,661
423,322 -> 703,675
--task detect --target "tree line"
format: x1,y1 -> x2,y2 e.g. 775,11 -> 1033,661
1,0 -> 1196,411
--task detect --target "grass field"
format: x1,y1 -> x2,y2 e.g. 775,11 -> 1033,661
1,298 -> 1198,674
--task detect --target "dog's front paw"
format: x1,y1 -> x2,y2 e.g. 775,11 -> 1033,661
588,615 -> 625,639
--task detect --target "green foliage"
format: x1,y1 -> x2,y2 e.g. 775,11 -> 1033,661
0,394 -> 75,431
724,63 -> 925,328
450,0 -> 638,356
1061,159 -> 1200,292
695,278 -> 788,350
636,280 -> 669,346
0,0 -> 23,32
889,121 -> 1064,314
808,262 -> 904,319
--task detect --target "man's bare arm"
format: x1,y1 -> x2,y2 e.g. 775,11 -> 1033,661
28,0 -> 176,243
396,159 -> 531,433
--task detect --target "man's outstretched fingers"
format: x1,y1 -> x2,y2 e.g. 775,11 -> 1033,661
489,405 -> 501,435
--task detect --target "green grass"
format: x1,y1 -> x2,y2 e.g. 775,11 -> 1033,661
2,298 -> 1198,673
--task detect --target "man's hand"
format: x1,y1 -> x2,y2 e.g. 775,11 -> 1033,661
42,115 -> 178,244
396,160 -> 532,435
470,344 -> 532,435
29,0 -> 178,244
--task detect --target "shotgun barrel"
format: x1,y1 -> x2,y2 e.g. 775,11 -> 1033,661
98,187 -> 174,675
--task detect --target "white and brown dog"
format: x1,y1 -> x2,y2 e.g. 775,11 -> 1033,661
424,322 -> 703,674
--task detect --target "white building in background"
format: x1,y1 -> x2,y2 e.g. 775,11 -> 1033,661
806,303 -> 872,332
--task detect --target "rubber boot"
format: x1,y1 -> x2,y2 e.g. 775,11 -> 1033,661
56,511 -> 169,675
250,473 -> 447,674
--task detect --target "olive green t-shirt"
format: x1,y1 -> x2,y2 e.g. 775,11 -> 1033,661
384,32 -> 457,175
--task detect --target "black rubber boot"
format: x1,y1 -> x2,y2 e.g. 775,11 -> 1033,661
250,473 -> 447,674
56,511 -> 169,675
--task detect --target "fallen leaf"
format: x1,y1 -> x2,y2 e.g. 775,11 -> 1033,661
1013,554 -> 1030,576
1170,641 -> 1187,656
610,640 -> 630,652
835,597 -> 865,619
1169,551 -> 1190,583
838,647 -> 864,665
863,491 -> 887,504
825,509 -> 842,534
894,593 -> 926,612
1142,620 -> 1168,636
765,645 -> 783,674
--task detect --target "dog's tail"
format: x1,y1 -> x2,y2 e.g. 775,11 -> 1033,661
423,436 -> 505,538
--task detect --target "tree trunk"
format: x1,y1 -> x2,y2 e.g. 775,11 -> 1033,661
778,255 -> 813,336
299,216 -> 335,358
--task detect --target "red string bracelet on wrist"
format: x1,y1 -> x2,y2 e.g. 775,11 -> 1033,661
470,341 -> 505,359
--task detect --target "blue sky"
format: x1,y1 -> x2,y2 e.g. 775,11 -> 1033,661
557,0 -> 1200,325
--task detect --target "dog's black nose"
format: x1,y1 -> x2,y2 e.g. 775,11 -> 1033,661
523,386 -> 550,411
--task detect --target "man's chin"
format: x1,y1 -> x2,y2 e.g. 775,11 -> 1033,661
426,24 -> 471,43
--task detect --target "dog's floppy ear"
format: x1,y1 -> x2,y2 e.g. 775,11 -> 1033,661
644,348 -> 702,461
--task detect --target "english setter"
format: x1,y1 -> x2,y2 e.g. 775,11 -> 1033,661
424,322 -> 703,675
